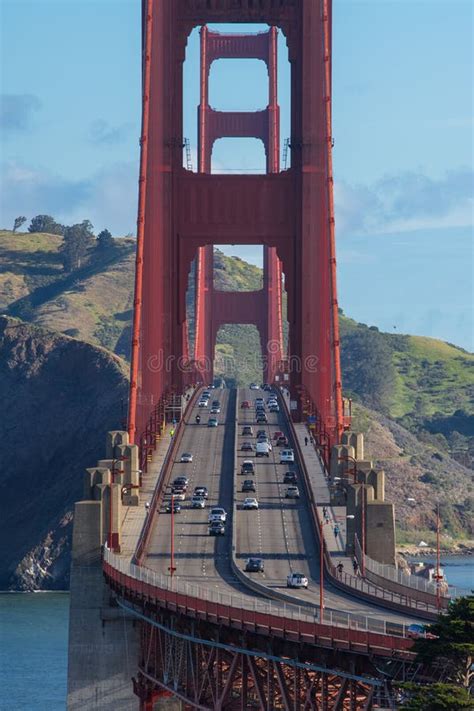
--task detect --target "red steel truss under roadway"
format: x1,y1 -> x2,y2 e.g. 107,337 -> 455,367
129,0 -> 344,450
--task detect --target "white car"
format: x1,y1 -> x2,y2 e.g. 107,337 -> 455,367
208,507 -> 227,522
191,496 -> 206,508
280,449 -> 295,464
256,441 -> 271,457
198,400 -> 209,408
242,497 -> 259,510
249,383 -> 259,390
285,485 -> 300,499
180,452 -> 193,463
287,572 -> 308,589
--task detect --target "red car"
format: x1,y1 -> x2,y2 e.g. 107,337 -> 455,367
273,431 -> 284,441
241,400 -> 251,409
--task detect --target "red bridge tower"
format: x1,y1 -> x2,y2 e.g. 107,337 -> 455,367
129,0 -> 344,449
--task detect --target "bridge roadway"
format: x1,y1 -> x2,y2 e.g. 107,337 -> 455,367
144,387 -> 420,629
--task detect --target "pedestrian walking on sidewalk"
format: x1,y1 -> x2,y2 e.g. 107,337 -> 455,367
337,562 -> 344,578
333,524 -> 339,539
304,436 -> 308,446
353,559 -> 359,576
145,502 -> 150,513
323,506 -> 327,518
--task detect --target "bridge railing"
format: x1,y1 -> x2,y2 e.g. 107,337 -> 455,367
103,546 -> 414,641
354,535 -> 454,605
278,390 -> 441,620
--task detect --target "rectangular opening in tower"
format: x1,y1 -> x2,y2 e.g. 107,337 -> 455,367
182,23 -> 290,173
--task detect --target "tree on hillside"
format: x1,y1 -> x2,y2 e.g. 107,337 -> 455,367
413,595 -> 474,690
60,220 -> 95,272
12,216 -> 27,232
28,215 -> 64,235
340,327 -> 396,411
398,682 -> 472,710
96,229 -> 114,250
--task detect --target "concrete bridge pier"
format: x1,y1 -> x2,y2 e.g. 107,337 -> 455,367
67,432 -> 140,711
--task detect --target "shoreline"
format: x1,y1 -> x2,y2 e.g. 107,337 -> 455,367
397,546 -> 474,558
0,589 -> 69,594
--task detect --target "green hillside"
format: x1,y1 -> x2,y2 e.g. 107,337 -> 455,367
340,314 -> 473,419
1,229 -> 472,459
0,230 -> 135,353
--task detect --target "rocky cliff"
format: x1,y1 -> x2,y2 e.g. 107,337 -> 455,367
0,316 -> 129,590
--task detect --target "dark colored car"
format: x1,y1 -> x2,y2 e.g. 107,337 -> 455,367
256,414 -> 268,424
245,557 -> 264,572
277,435 -> 289,447
256,430 -> 267,438
193,486 -> 209,498
283,471 -> 297,484
241,460 -> 255,475
241,441 -> 254,452
242,425 -> 253,436
242,480 -> 256,492
173,476 -> 189,488
209,520 -> 225,536
166,501 -> 181,514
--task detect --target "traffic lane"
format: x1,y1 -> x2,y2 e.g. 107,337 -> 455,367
236,389 -> 421,625
146,389 -> 254,597
236,388 -> 315,588
146,390 -> 230,581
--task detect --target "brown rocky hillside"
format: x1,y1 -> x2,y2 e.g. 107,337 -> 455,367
0,316 -> 129,590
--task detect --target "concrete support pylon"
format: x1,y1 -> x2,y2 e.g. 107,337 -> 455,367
193,25 -> 284,386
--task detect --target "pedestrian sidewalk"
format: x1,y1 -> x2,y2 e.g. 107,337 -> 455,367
293,422 -> 356,578
119,424 -> 174,561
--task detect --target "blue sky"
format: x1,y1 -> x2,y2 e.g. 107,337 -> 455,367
0,0 -> 472,350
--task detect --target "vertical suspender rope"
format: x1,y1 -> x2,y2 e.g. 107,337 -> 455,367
128,0 -> 154,444
322,0 -> 344,440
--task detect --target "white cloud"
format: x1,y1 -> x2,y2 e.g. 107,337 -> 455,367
335,168 -> 473,237
0,160 -> 138,236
